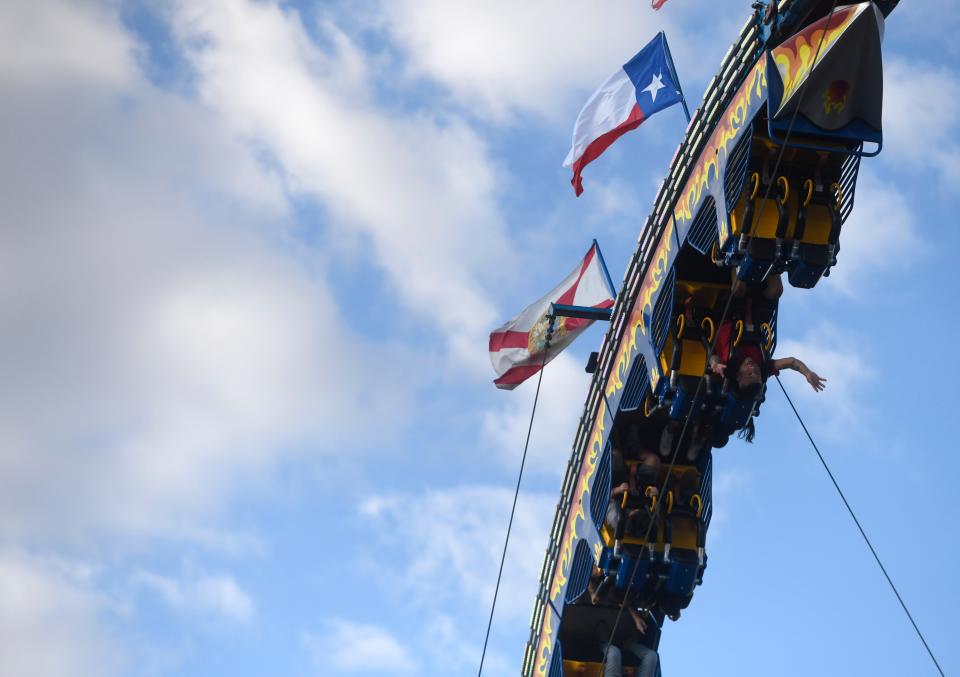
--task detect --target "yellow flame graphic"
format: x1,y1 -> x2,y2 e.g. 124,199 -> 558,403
535,611 -> 553,677
549,400 -> 605,603
637,218 -> 675,336
674,58 -> 767,227
772,5 -> 860,105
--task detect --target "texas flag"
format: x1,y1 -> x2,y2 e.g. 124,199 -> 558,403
564,32 -> 683,196
489,243 -> 615,390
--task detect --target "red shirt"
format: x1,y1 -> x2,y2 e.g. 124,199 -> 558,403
714,320 -> 778,377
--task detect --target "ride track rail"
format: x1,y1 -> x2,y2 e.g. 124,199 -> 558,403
520,1 -> 900,673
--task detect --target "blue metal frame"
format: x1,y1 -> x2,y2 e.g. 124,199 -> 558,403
550,303 -> 613,322
593,239 -> 619,298
767,117 -> 883,157
660,31 -> 691,124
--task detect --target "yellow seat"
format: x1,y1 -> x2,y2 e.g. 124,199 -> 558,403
799,203 -> 832,244
563,660 -> 604,676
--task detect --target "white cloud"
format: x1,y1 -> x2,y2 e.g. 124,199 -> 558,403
482,352 -> 592,476
379,0 -> 738,123
1,3 -> 527,671
0,0 -> 413,547
0,548 -> 120,677
587,176 -> 647,223
823,168 -> 923,296
0,1 -> 136,87
171,0 -> 514,368
883,57 -> 960,186
358,485 -> 555,675
773,323 -> 875,437
381,1 -> 667,120
303,620 -> 416,674
360,485 -> 554,622
891,0 -> 960,60
707,469 -> 751,541
132,570 -> 255,624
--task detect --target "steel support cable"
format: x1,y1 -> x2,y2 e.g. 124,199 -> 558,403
602,1 -> 845,663
774,376 -> 946,677
753,17 -> 947,677
478,331 -> 554,676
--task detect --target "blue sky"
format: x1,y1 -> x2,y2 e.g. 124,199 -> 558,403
1,1 -> 958,676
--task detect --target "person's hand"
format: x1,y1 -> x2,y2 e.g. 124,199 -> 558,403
644,486 -> 658,499
616,482 -> 629,493
709,360 -> 726,377
633,610 -> 648,634
806,371 -> 826,392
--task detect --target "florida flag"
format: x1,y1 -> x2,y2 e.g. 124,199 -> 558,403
564,32 -> 683,196
489,243 -> 615,390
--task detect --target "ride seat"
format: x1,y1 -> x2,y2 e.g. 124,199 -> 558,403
562,661 -> 603,676
593,546 -> 658,603
562,663 -> 650,677
663,550 -> 700,598
731,174 -> 792,284
660,313 -> 714,421
788,182 -> 842,288
660,490 -> 705,608
616,552 -> 654,590
600,509 -> 658,549
668,375 -> 702,421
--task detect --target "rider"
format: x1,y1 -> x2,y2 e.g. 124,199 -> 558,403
590,591 -> 660,677
708,317 -> 826,397
705,274 -> 825,443
710,273 -> 825,395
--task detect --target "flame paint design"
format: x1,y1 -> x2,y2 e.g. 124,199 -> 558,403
603,217 -> 674,401
674,58 -> 767,228
532,400 -> 606,676
772,4 -> 861,107
604,312 -> 638,398
535,609 -> 553,676
637,218 -> 675,337
548,400 -> 606,604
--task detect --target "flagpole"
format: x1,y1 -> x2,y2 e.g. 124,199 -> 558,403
592,239 -> 619,298
660,31 -> 691,123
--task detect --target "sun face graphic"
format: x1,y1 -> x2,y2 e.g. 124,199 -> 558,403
823,79 -> 850,114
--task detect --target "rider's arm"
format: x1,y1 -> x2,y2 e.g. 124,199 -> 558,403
770,357 -> 826,392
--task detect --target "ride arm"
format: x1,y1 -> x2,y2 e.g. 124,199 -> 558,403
771,356 -> 827,392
